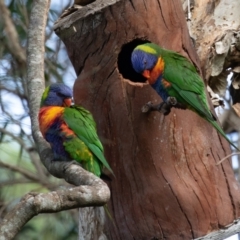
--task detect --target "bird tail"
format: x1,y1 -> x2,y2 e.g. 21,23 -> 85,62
104,204 -> 116,226
82,159 -> 101,177
209,119 -> 239,151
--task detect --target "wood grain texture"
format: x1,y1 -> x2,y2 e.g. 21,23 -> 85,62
54,0 -> 240,239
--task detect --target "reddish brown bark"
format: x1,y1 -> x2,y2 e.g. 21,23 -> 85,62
54,0 -> 240,239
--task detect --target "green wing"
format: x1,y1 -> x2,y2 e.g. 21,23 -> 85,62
63,105 -> 113,174
160,47 -> 204,93
155,45 -> 214,121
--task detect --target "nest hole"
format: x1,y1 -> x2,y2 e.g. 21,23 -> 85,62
117,39 -> 150,83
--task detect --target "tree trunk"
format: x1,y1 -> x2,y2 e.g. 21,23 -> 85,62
54,0 -> 240,239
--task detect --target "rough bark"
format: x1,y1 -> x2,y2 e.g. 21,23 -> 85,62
78,207 -> 107,240
54,0 -> 240,239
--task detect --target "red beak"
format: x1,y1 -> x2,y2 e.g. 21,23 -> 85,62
142,69 -> 151,79
63,98 -> 72,107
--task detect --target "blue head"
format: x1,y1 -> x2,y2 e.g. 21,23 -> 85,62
131,44 -> 164,85
131,49 -> 158,73
41,83 -> 73,107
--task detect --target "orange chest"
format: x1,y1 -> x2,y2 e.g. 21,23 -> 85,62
39,106 -> 75,138
148,57 -> 165,85
38,106 -> 64,135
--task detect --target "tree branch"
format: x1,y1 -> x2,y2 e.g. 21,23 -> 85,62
0,160 -> 53,188
0,164 -> 110,240
0,0 -> 26,65
0,0 -> 111,239
195,218 -> 240,240
0,84 -> 27,100
0,127 -> 48,181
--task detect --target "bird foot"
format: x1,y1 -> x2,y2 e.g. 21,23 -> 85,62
142,101 -> 160,113
159,102 -> 172,115
142,97 -> 186,115
166,97 -> 187,110
141,101 -> 172,115
166,97 -> 177,106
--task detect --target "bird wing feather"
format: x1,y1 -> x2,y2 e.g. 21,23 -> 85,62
63,106 -> 113,173
161,49 -> 214,120
163,51 -> 204,94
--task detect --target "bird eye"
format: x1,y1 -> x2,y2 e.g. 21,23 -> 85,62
143,60 -> 147,65
57,92 -> 65,97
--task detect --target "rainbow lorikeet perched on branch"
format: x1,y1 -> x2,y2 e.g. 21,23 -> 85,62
131,42 -> 239,150
38,83 -> 113,177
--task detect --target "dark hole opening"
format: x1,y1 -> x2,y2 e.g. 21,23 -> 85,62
117,39 -> 150,83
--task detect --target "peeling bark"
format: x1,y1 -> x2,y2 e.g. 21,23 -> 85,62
182,0 -> 240,133
182,0 -> 240,69
54,0 -> 240,239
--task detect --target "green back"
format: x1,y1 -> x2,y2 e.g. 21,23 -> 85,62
147,43 -> 214,121
63,105 -> 113,175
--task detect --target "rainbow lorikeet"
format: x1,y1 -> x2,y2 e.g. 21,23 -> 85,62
131,42 -> 239,150
38,83 -> 113,177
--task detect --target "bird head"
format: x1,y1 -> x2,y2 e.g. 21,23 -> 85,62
40,83 -> 73,107
131,44 -> 165,85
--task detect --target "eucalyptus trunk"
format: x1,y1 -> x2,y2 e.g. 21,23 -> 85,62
54,0 -> 240,239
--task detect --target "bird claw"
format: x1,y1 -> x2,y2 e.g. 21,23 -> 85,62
142,101 -> 154,113
142,97 -> 186,115
159,102 -> 171,115
166,97 -> 177,106
141,101 -> 171,115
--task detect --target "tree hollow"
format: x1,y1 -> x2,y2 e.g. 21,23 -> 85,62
54,0 -> 240,239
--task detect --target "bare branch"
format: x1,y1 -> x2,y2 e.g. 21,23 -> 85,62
0,1 -> 113,239
0,128 -> 47,181
0,138 -> 110,240
0,179 -> 39,187
0,84 -> 27,100
216,152 -> 240,165
195,218 -> 240,240
0,160 -> 38,180
0,128 -> 32,152
0,0 -> 26,65
0,163 -> 110,240
25,0 -> 110,197
0,160 -> 51,188
0,0 -> 111,238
